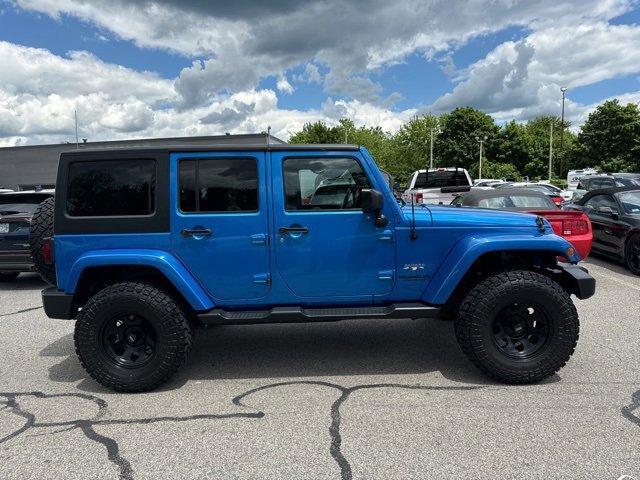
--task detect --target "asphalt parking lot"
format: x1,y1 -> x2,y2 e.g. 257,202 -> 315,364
1,257 -> 639,480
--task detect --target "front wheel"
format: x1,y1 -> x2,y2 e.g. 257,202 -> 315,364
625,233 -> 640,276
74,282 -> 193,392
455,270 -> 579,384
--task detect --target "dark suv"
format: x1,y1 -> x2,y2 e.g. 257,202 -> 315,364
0,190 -> 54,281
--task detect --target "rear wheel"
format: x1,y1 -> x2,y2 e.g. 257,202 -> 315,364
74,282 -> 193,392
625,233 -> 640,276
29,197 -> 56,285
455,270 -> 579,384
0,272 -> 20,282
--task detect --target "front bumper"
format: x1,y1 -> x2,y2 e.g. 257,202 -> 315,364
42,287 -> 76,319
556,263 -> 596,300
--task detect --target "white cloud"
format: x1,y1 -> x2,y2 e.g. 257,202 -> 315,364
305,63 -> 321,84
3,0 -> 640,145
12,0 -> 634,106
0,40 -> 415,145
427,21 -> 640,122
276,75 -> 295,94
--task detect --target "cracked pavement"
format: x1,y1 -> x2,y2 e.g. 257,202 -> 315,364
1,256 -> 639,479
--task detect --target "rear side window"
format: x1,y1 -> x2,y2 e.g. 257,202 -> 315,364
67,160 -> 155,217
179,158 -> 258,213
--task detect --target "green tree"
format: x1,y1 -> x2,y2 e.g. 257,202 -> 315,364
524,116 -> 574,180
493,120 -> 533,174
435,107 -> 499,172
391,114 -> 439,184
572,99 -> 640,172
288,121 -> 343,144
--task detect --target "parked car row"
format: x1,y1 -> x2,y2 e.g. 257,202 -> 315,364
565,186 -> 640,276
449,182 -> 640,276
451,188 -> 593,260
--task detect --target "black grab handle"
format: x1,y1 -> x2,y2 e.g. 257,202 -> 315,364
279,226 -> 309,235
181,228 -> 212,237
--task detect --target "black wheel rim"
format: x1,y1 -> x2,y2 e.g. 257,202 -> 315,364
101,314 -> 157,368
629,239 -> 640,271
491,302 -> 550,359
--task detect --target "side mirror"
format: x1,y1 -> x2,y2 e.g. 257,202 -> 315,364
598,206 -> 619,218
361,189 -> 389,228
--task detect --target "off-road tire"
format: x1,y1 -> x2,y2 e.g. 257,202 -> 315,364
0,272 -> 20,282
29,197 -> 56,285
625,233 -> 640,276
455,270 -> 579,384
75,282 -> 193,392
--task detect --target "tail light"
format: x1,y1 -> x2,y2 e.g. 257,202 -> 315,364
551,196 -> 563,207
413,192 -> 423,204
562,219 -> 589,236
41,237 -> 54,264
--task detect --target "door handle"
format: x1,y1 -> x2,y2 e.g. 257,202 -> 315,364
181,228 -> 212,237
279,226 -> 309,235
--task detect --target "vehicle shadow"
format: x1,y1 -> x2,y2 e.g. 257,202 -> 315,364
42,317 -> 560,393
0,272 -> 45,291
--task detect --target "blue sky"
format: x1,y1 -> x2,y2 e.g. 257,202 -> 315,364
0,0 -> 639,145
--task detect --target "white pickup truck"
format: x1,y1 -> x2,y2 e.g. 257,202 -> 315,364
402,167 -> 474,205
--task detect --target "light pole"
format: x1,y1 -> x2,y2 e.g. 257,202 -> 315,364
548,120 -> 554,181
559,86 -> 567,177
429,127 -> 434,169
476,135 -> 487,180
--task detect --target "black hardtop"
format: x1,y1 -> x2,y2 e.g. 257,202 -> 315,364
576,186 -> 640,205
59,143 -> 361,160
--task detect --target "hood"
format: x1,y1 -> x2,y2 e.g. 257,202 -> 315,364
424,205 -> 545,229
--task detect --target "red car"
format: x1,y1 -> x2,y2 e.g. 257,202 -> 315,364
451,188 -> 592,259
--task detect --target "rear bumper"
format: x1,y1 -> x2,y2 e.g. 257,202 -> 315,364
0,251 -> 33,272
42,287 -> 76,320
556,264 -> 596,300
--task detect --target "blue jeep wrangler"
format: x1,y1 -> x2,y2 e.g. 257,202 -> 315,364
32,144 -> 595,391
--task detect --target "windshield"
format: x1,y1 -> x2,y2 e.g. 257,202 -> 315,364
477,195 -> 554,209
414,171 -> 469,188
0,202 -> 41,215
618,191 -> 640,214
534,184 -> 560,193
616,177 -> 640,187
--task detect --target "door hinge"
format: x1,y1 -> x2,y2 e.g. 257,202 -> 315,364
251,233 -> 268,246
378,269 -> 395,281
253,273 -> 271,285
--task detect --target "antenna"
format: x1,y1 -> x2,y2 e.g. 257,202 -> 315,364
267,126 -> 271,146
74,109 -> 79,149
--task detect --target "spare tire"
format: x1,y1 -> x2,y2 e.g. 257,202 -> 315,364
29,197 -> 56,285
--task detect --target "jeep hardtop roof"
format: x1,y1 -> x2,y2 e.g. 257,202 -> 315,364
60,144 -> 361,158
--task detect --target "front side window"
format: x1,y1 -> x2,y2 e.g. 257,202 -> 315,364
283,157 -> 371,211
584,194 -> 618,212
179,158 -> 258,213
67,160 -> 155,216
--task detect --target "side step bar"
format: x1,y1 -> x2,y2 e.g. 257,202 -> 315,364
197,303 -> 440,326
